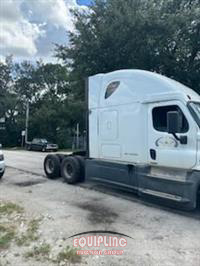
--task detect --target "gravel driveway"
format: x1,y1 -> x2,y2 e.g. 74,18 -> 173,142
0,150 -> 200,266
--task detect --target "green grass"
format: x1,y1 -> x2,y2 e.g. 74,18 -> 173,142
0,224 -> 15,250
24,243 -> 51,261
28,219 -> 40,234
15,218 -> 40,246
56,246 -> 81,264
0,201 -> 21,250
0,260 -> 10,266
0,202 -> 23,215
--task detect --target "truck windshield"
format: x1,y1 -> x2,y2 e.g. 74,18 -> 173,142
188,102 -> 200,128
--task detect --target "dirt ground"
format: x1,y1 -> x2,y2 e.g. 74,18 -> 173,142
0,151 -> 200,266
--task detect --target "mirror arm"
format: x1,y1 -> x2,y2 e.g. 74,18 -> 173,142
172,133 -> 180,141
172,133 -> 188,145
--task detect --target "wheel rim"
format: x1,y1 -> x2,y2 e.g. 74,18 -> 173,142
64,163 -> 73,178
46,159 -> 54,174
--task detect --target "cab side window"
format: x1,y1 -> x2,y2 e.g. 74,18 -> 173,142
152,105 -> 189,133
105,81 -> 120,99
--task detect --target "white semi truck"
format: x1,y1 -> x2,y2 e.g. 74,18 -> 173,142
44,69 -> 200,210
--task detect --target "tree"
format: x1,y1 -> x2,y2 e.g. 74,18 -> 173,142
13,61 -> 82,148
29,63 -> 85,148
55,0 -> 200,95
0,58 -> 81,148
0,56 -> 14,117
0,56 -> 21,146
14,60 -> 42,102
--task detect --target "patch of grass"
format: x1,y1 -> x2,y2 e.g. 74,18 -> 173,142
56,246 -> 81,264
0,224 -> 15,250
0,202 -> 23,215
0,259 -> 10,266
24,243 -> 51,261
15,233 -> 39,247
15,218 -> 40,246
28,219 -> 40,234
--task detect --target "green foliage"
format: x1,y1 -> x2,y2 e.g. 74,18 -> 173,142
24,243 -> 51,261
0,201 -> 23,215
16,218 -> 41,246
56,246 -> 81,264
56,0 -> 200,94
0,58 -> 84,148
0,224 -> 16,250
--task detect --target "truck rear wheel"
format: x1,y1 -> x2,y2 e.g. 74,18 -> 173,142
44,154 -> 60,179
61,156 -> 81,184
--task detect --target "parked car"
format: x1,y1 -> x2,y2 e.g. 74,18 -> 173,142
27,138 -> 58,152
0,144 -> 5,179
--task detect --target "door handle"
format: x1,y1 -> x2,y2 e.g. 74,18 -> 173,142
150,149 -> 156,160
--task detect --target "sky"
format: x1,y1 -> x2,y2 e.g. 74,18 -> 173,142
0,0 -> 91,63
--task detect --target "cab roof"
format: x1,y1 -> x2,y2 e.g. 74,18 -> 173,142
88,69 -> 200,108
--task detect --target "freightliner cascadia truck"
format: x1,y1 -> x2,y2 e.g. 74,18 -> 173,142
44,69 -> 200,210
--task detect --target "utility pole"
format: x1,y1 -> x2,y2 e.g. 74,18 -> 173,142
25,100 -> 29,144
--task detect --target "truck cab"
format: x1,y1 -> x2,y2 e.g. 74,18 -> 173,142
86,70 -> 200,210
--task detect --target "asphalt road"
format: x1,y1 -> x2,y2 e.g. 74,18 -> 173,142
2,150 -> 200,266
3,150 -> 70,176
4,150 -> 47,175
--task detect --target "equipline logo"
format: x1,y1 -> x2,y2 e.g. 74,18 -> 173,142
67,230 -> 133,256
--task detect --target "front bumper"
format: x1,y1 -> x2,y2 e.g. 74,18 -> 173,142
46,146 -> 58,151
0,160 -> 5,173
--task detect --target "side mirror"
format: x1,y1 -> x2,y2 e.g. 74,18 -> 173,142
167,111 -> 182,134
167,111 -> 187,145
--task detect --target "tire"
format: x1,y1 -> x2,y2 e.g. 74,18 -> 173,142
44,154 -> 60,179
61,156 -> 81,184
0,171 -> 4,179
75,155 -> 85,181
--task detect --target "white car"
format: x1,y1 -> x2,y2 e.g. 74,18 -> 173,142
0,145 -> 5,179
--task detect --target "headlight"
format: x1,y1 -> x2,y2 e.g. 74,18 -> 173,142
0,154 -> 4,161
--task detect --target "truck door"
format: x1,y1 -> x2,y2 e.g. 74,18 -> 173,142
148,101 -> 197,169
